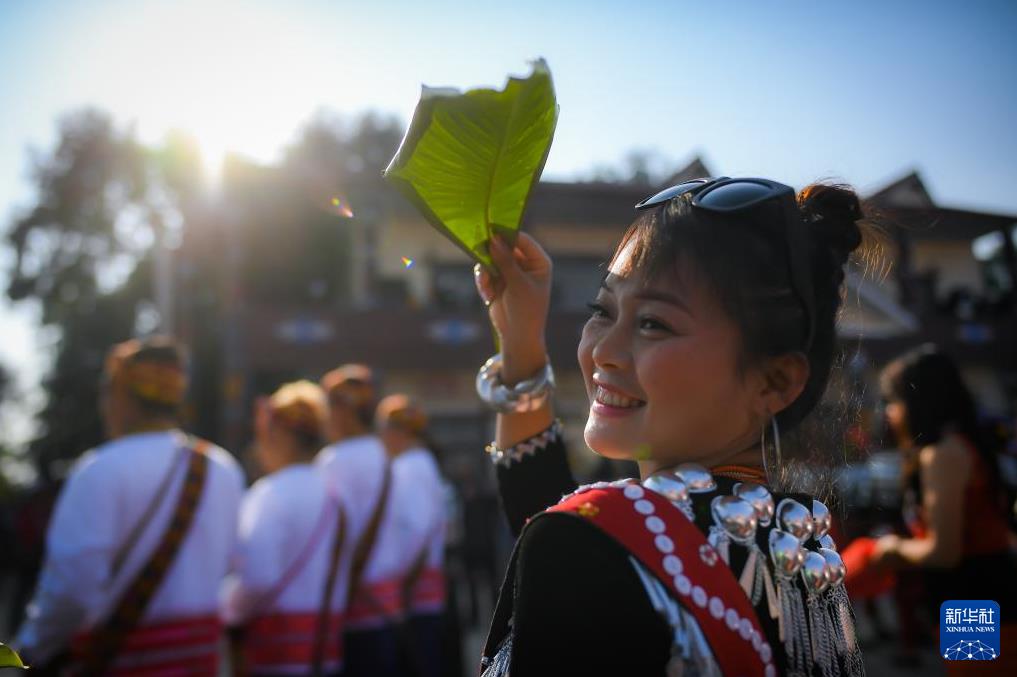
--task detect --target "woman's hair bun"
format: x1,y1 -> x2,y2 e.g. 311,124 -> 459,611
797,183 -> 864,265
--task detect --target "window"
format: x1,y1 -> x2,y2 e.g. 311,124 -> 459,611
553,257 -> 606,311
433,264 -> 482,311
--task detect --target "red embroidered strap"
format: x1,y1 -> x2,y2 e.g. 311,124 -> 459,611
548,484 -> 775,677
75,438 -> 211,677
712,464 -> 768,484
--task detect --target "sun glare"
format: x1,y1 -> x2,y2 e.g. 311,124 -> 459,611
83,0 -> 337,176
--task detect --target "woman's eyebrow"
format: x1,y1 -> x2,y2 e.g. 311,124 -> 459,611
634,288 -> 694,315
601,277 -> 694,315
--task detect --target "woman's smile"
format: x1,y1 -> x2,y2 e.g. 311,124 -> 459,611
591,382 -> 646,417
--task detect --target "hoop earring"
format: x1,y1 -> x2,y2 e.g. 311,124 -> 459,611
761,416 -> 783,486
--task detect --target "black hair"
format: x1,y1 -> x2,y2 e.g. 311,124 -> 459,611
611,182 -> 876,493
880,345 -> 1003,500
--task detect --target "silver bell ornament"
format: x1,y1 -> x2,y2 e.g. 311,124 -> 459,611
674,463 -> 717,493
643,472 -> 695,521
734,482 -> 775,527
769,529 -> 810,674
777,498 -> 815,543
812,499 -> 832,540
818,534 -> 837,551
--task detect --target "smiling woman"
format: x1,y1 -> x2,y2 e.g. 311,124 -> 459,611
473,177 -> 874,676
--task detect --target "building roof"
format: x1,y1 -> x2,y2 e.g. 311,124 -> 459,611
658,156 -> 714,188
523,180 -> 651,227
878,206 -> 1016,241
867,171 -> 935,208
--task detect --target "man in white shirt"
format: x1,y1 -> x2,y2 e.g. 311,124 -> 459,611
222,380 -> 346,676
14,337 -> 244,675
314,364 -> 398,677
376,394 -> 448,677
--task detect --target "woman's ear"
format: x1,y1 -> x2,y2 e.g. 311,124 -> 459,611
758,352 -> 810,417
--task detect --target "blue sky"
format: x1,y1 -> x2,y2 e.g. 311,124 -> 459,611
1,0 -> 1016,444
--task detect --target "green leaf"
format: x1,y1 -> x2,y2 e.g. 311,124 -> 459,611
0,643 -> 26,669
384,59 -> 558,267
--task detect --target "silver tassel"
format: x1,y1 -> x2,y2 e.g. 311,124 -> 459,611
801,550 -> 832,676
832,584 -> 865,677
769,528 -> 809,675
762,562 -> 780,620
778,578 -> 811,676
708,525 -> 731,564
738,544 -> 769,607
809,592 -> 838,677
818,546 -> 865,677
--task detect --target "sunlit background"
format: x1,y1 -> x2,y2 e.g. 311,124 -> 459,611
0,0 -> 1016,454
0,0 -> 1012,448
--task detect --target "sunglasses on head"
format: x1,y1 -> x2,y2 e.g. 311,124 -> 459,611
635,176 -> 816,350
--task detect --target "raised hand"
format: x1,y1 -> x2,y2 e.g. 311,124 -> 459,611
474,233 -> 553,385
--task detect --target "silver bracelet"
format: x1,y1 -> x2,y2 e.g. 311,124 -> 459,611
475,353 -> 555,414
485,420 -> 564,467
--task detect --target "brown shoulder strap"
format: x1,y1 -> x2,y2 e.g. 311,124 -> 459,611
76,438 -> 211,677
111,445 -> 186,577
400,533 -> 434,614
310,500 -> 346,677
344,460 -> 393,612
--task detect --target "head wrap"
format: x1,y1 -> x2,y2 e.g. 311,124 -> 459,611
376,394 -> 428,437
105,338 -> 187,407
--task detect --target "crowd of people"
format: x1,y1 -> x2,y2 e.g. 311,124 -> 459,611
10,339 -> 449,677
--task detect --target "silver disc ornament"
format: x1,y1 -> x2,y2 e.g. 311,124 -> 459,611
643,472 -> 695,521
776,498 -> 814,543
674,463 -> 717,493
733,482 -> 775,527
811,499 -> 832,540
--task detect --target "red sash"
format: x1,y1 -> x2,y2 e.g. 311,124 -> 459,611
71,440 -> 212,676
547,484 -> 775,677
245,611 -> 345,673
70,615 -> 219,676
409,567 -> 446,613
343,569 -> 446,625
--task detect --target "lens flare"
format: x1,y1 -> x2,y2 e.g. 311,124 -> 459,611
331,197 -> 354,218
401,257 -> 415,269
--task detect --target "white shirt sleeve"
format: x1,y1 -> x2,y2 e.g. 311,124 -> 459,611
426,474 -> 448,569
15,453 -> 116,662
220,483 -> 287,625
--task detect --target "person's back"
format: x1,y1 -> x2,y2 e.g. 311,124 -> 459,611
315,433 -> 396,674
15,336 -> 244,675
389,447 -> 446,618
224,380 -> 346,676
390,446 -> 448,677
374,394 -> 449,677
315,434 -> 388,551
316,364 -> 402,677
225,465 -> 343,675
17,430 -> 243,672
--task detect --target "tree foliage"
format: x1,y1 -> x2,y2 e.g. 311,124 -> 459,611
5,108 -> 405,466
3,110 -> 194,466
